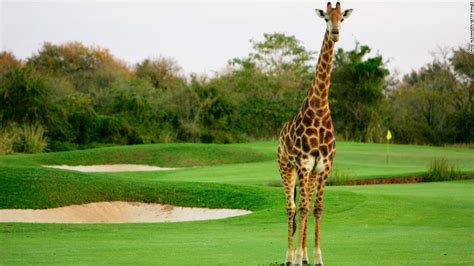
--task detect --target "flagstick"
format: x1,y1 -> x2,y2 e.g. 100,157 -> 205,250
386,130 -> 392,164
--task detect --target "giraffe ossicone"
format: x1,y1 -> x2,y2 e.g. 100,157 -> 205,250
277,2 -> 353,265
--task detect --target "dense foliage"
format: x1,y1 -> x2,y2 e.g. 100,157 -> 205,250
0,35 -> 472,153
388,48 -> 473,145
331,44 -> 389,142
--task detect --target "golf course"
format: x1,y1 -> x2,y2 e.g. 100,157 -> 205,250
1,141 -> 473,265
2,1 -> 472,264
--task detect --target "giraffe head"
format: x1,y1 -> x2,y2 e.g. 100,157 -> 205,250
315,2 -> 353,42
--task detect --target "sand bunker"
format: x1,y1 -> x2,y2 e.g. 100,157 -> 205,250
0,201 -> 251,224
43,164 -> 175,172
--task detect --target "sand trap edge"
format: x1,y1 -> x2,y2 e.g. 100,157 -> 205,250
0,201 -> 252,224
42,164 -> 176,172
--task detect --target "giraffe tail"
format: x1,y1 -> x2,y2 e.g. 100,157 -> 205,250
292,185 -> 297,236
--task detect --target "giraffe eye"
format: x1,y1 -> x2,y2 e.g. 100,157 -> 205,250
325,18 -> 328,22
341,18 -> 344,22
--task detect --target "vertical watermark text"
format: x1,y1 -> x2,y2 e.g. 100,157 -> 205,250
471,1 -> 474,53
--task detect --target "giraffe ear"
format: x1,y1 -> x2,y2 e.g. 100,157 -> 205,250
342,9 -> 353,19
315,9 -> 327,19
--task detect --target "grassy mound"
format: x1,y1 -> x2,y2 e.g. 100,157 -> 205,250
0,165 -> 273,211
0,143 -> 273,167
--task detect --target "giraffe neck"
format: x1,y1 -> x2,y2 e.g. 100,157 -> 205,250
302,30 -> 335,114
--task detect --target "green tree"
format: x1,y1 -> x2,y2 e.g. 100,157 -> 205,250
330,43 -> 389,142
135,57 -> 186,91
192,79 -> 236,143
0,66 -> 52,125
28,42 -> 127,75
224,32 -> 314,138
387,46 -> 473,144
246,32 -> 314,76
0,52 -> 22,76
27,42 -> 129,100
449,46 -> 474,143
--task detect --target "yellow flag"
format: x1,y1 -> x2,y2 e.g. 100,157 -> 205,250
386,130 -> 392,140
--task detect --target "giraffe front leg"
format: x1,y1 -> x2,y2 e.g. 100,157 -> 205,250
285,201 -> 296,266
295,168 -> 311,266
301,172 -> 319,265
313,198 -> 324,266
284,183 -> 296,266
313,172 -> 328,266
302,224 -> 309,265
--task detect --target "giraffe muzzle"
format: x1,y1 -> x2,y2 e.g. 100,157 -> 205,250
331,30 -> 340,41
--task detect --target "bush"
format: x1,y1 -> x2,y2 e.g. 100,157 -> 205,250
0,127 -> 18,155
267,168 -> 354,187
47,140 -> 79,152
68,111 -> 100,144
5,124 -> 48,154
327,168 -> 354,186
426,158 -> 460,182
98,115 -> 142,144
200,130 -> 238,144
0,66 -> 51,125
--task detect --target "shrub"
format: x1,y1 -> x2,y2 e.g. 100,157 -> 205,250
97,115 -> 134,144
68,111 -> 100,144
0,66 -> 51,125
47,140 -> 79,152
443,143 -> 474,149
13,124 -> 48,153
426,158 -> 459,182
0,127 -> 18,155
327,168 -> 354,186
267,168 -> 354,188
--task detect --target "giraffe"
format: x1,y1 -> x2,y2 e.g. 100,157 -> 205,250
277,2 -> 352,265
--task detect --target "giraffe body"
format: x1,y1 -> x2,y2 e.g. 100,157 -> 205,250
277,2 -> 352,265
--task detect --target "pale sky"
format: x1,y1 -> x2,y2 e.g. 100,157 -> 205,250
0,1 -> 468,76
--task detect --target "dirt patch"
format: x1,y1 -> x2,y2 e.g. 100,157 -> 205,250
43,164 -> 175,172
269,174 -> 473,187
0,201 -> 251,224
268,176 -> 426,187
343,174 -> 472,186
345,176 -> 426,186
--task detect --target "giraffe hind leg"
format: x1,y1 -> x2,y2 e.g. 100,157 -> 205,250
278,157 -> 296,265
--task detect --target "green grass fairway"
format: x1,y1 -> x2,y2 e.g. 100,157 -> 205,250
1,141 -> 473,265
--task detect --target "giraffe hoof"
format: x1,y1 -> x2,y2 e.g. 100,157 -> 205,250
314,264 -> 323,266
284,262 -> 292,266
302,260 -> 309,265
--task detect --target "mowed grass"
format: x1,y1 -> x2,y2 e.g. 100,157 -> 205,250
0,141 -> 473,265
0,143 -> 273,168
103,141 -> 474,186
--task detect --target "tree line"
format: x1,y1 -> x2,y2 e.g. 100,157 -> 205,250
0,33 -> 472,153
